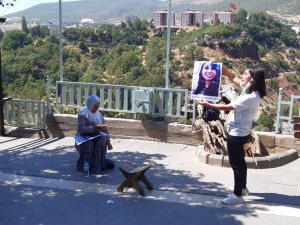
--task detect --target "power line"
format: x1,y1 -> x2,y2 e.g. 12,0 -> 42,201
0,0 -> 16,16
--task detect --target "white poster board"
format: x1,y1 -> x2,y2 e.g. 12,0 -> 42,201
191,61 -> 222,102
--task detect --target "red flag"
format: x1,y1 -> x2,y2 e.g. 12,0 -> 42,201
230,3 -> 237,10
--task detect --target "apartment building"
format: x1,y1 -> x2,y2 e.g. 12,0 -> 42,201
180,10 -> 204,27
214,12 -> 235,24
153,10 -> 176,26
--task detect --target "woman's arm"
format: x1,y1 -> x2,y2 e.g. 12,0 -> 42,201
78,115 -> 97,135
197,99 -> 234,111
222,65 -> 241,86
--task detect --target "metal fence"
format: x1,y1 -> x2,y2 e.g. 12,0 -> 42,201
4,99 -> 46,129
54,81 -> 196,121
275,88 -> 300,134
4,81 -> 197,130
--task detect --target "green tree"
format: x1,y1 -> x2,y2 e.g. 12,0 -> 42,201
182,45 -> 204,68
2,30 -> 32,50
234,8 -> 248,25
0,29 -> 3,39
21,16 -> 29,34
30,25 -> 49,38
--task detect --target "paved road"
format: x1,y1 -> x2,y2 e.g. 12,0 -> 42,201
0,137 -> 300,225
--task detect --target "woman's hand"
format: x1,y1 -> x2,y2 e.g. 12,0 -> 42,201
96,124 -> 107,131
197,98 -> 209,107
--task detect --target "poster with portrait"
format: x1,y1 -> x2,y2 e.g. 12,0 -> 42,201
191,61 -> 222,102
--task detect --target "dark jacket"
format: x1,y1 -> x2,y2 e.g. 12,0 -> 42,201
77,115 -> 97,135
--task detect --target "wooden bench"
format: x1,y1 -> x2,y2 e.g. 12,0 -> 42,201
117,163 -> 153,196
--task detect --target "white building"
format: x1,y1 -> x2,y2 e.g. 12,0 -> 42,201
292,26 -> 300,34
180,10 -> 204,27
48,22 -> 63,36
153,10 -> 175,27
214,12 -> 235,25
81,18 -> 94,25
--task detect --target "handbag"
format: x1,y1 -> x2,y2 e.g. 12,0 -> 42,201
202,106 -> 220,121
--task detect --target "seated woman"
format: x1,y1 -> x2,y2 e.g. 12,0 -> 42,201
75,95 -> 114,174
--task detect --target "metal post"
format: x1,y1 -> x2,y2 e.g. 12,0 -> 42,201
0,49 -> 4,136
59,0 -> 63,81
275,88 -> 283,134
0,17 -> 6,136
165,0 -> 171,88
46,75 -> 51,115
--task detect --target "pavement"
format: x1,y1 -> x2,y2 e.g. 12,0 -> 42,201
0,136 -> 300,225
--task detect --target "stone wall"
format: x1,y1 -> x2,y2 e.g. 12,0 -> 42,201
5,114 -> 202,146
5,114 -> 300,157
256,131 -> 300,155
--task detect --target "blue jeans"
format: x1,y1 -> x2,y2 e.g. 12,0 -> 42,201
227,133 -> 249,197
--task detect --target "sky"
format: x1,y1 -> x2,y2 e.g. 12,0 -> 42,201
0,0 -> 78,16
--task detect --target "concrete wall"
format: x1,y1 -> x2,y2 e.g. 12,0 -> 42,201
5,114 -> 202,146
4,114 -> 300,153
256,131 -> 300,155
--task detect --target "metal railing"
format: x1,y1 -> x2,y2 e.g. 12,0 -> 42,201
275,88 -> 300,134
54,81 -> 196,120
4,99 -> 46,129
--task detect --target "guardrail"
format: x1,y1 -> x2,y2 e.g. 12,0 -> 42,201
4,99 -> 46,129
275,88 -> 300,134
54,81 -> 196,121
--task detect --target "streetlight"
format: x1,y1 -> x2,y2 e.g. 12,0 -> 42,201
165,0 -> 171,88
0,17 -> 6,136
59,0 -> 63,81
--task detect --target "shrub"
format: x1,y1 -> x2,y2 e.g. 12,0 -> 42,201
178,118 -> 192,125
256,114 -> 274,131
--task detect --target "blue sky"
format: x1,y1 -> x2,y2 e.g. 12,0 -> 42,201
1,0 -> 78,15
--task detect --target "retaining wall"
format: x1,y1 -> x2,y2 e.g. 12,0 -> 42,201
5,114 -> 300,168
5,114 -> 202,146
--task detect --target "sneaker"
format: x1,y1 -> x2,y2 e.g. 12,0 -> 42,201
222,194 -> 244,205
242,187 -> 250,196
228,187 -> 250,196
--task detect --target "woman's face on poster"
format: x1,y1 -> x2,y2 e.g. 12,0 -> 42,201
202,64 -> 217,81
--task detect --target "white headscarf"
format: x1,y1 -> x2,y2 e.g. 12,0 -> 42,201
79,95 -> 104,125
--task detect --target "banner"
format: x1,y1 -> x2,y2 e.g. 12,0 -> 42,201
191,61 -> 222,102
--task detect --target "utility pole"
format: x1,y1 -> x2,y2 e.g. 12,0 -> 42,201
165,0 -> 171,88
0,17 -> 6,136
59,0 -> 63,81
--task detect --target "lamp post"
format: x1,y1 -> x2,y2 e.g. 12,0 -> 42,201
165,0 -> 171,88
59,0 -> 63,81
0,17 -> 6,136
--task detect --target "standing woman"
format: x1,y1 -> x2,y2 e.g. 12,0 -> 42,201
198,65 -> 266,205
76,95 -> 114,174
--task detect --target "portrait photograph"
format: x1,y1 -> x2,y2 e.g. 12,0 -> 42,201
191,61 -> 222,102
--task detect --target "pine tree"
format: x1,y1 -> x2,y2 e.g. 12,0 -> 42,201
21,16 -> 29,34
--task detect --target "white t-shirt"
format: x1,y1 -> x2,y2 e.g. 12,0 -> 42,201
227,91 -> 261,137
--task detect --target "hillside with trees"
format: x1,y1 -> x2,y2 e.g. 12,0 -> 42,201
1,11 -> 299,105
4,0 -> 300,23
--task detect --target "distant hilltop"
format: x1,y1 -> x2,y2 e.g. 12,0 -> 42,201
3,0 -> 299,24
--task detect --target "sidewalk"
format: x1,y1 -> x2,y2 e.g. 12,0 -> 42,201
0,136 -> 300,225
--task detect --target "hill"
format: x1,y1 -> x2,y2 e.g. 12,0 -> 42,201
4,0 -> 300,24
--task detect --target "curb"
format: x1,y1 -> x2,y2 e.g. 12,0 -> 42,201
196,147 -> 299,169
